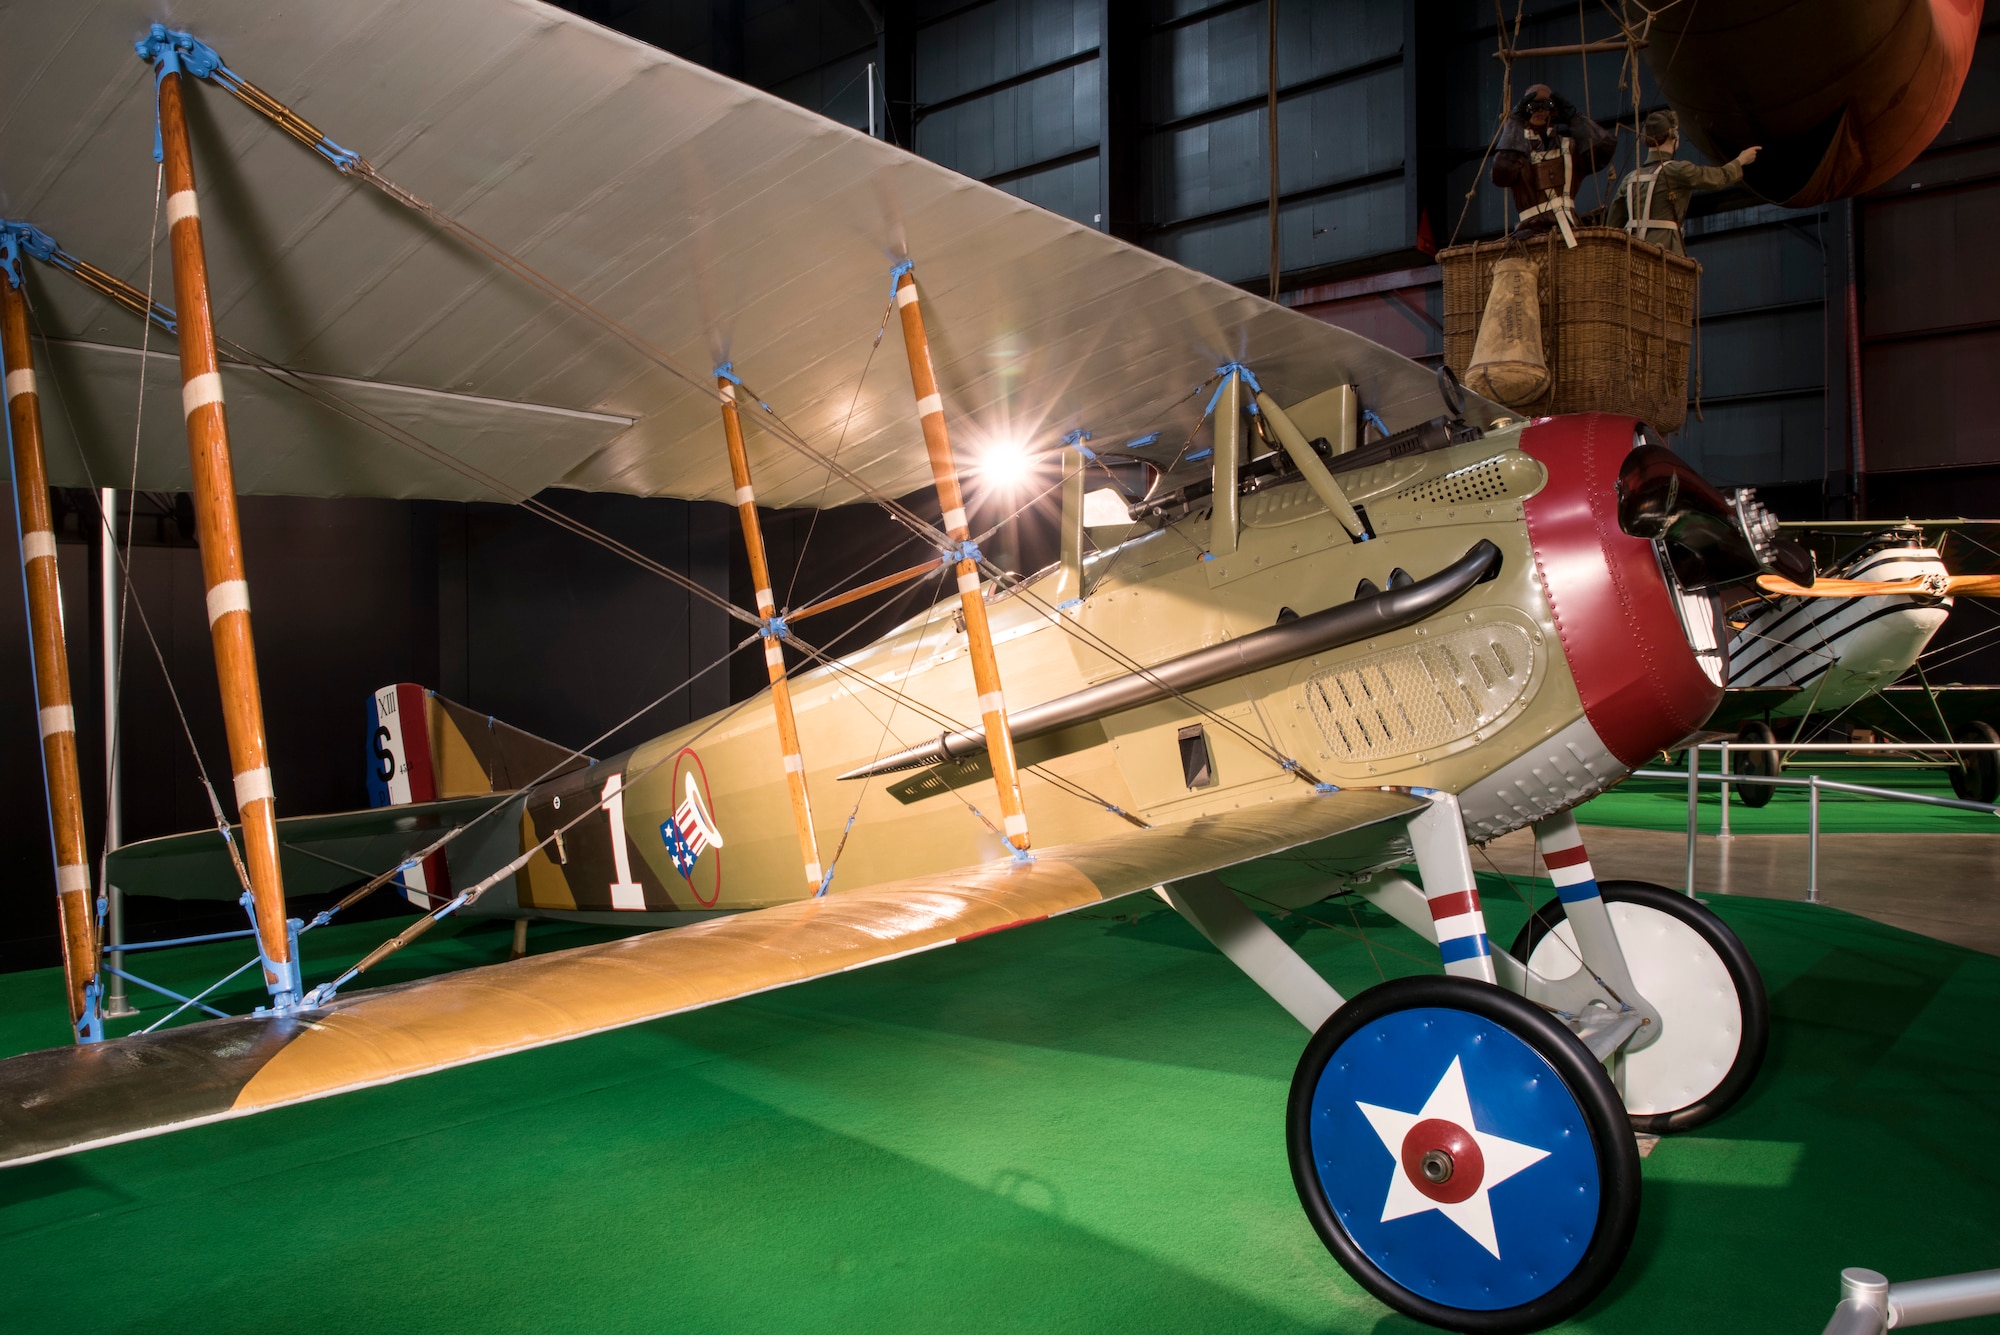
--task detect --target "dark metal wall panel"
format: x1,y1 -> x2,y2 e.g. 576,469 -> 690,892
1864,186 -> 2000,338
1158,174 -> 1405,283
1692,215 -> 1828,316
1144,64 -> 1403,221
915,0 -> 1098,104
1675,206 -> 1833,490
1863,331 -> 2000,471
745,0 -> 875,90
765,49 -> 877,130
996,151 -> 1102,222
1695,307 -> 1827,405
1675,397 -> 1829,491
1144,0 -> 1408,285
909,0 -> 1103,225
917,59 -> 1102,184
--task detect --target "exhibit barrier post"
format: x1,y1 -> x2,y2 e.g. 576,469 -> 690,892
100,486 -> 135,1019
1684,745 -> 1699,893
1718,740 -> 1732,838
1807,775 -> 1821,903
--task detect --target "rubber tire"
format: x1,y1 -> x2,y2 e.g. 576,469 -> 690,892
1731,721 -> 1778,809
1949,720 -> 2000,804
1510,880 -> 1769,1134
1287,975 -> 1641,1334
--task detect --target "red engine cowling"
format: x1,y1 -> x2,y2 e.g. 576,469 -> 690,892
1518,414 -> 1724,767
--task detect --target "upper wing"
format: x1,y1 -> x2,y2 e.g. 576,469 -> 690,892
1,0 -> 1485,508
0,788 -> 1420,1167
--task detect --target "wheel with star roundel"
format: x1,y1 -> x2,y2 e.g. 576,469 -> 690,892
1287,975 -> 1640,1333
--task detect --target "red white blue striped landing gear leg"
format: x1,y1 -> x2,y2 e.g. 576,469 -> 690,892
1510,813 -> 1768,1133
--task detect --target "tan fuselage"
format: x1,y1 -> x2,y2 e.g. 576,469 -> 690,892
505,422 -> 1653,920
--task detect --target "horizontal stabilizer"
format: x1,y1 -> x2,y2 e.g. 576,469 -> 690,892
105,795 -> 514,901
1,790 -> 1421,1168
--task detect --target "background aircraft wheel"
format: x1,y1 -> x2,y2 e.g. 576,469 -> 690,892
1948,720 -> 2000,804
1510,881 -> 1768,1134
1731,721 -> 1778,808
1287,975 -> 1639,1333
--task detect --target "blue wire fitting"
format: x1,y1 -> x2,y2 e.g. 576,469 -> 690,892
1314,782 -> 1340,795
943,538 -> 982,566
713,360 -> 742,385
1199,550 -> 1215,562
1010,845 -> 1036,865
888,257 -> 915,301
1055,597 -> 1083,610
1061,428 -> 1096,462
135,25 -> 226,163
135,24 -> 224,79
76,977 -> 104,1043
311,135 -> 363,175
1363,407 -> 1390,440
1205,361 -> 1265,419
760,612 -> 789,640
1187,447 -> 1213,463
1125,432 -> 1160,449
0,220 -> 57,291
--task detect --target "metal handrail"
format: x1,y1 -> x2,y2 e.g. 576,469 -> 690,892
1630,741 -> 2000,901
1824,1265 -> 2000,1333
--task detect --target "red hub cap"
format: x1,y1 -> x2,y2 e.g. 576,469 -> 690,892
1401,1118 -> 1485,1204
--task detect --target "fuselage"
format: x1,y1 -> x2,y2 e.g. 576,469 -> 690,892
482,413 -> 1723,921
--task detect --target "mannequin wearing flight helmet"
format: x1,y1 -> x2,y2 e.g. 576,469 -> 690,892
1490,84 -> 1616,247
1606,110 -> 1762,256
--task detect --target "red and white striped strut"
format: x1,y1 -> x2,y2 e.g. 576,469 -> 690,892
1408,792 -> 1496,981
1532,812 -> 1602,906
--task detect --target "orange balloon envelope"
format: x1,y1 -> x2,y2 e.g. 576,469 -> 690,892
1640,0 -> 1983,206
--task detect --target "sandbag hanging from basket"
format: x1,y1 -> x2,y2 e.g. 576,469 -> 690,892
1463,256 -> 1550,407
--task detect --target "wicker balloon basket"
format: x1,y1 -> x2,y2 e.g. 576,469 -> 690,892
1440,227 -> 1699,432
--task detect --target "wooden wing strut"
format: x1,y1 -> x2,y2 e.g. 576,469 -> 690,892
0,260 -> 98,1038
717,372 -> 825,893
893,264 -> 1031,851
153,53 -> 295,1003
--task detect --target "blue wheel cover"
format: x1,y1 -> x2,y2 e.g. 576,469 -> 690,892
1308,1006 -> 1600,1311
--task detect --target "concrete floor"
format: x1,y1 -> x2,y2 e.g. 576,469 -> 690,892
1480,825 -> 2000,957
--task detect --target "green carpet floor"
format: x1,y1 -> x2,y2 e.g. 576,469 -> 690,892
4,881 -> 1998,1333
1578,763 -> 2000,835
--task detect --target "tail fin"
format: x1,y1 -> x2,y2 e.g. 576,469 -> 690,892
366,685 -> 588,908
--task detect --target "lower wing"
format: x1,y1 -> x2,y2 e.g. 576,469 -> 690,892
0,789 -> 1421,1168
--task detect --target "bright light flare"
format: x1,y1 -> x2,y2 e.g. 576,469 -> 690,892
969,435 -> 1040,496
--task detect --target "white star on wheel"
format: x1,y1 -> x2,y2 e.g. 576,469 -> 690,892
1356,1056 -> 1551,1259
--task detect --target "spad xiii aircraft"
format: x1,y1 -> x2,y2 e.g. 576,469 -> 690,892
0,3 -> 1793,1330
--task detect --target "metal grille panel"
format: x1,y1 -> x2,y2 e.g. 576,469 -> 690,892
1305,624 -> 1536,761
1392,458 -> 1511,507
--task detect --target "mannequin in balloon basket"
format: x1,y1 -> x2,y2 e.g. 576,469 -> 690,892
1490,84 -> 1616,247
1606,110 -> 1762,256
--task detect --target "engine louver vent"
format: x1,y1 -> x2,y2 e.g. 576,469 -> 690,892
1305,623 -> 1535,762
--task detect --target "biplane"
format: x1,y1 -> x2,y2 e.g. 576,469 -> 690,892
0,3 -> 1826,1330
1707,521 -> 2000,805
